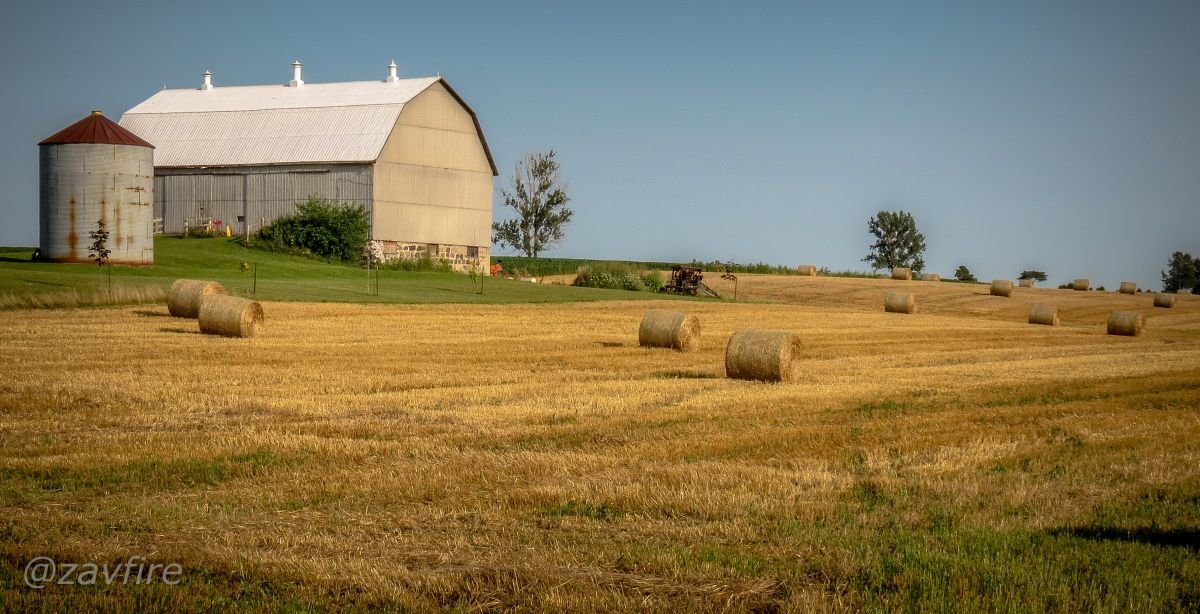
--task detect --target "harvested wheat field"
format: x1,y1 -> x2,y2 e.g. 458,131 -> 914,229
2,279 -> 1200,611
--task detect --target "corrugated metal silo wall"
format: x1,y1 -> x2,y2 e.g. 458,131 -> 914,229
155,164 -> 373,235
39,143 -> 155,264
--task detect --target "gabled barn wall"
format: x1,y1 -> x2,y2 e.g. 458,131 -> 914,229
372,82 -> 493,251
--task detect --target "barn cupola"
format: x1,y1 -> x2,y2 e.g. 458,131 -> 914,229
289,60 -> 304,87
386,60 -> 399,84
200,70 -> 213,90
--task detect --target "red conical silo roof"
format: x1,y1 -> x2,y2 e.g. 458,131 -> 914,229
38,110 -> 154,148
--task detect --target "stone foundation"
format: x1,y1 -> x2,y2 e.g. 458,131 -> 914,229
377,241 -> 489,273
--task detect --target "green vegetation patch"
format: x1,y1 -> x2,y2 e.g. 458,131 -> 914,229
0,449 -> 292,504
541,499 -> 625,522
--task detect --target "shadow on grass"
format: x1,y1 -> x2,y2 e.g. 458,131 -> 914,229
594,341 -> 625,348
0,256 -> 36,264
158,327 -> 202,335
134,310 -> 172,318
1048,526 -> 1200,550
651,370 -> 721,380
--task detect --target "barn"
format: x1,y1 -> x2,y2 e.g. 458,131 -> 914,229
119,61 -> 497,271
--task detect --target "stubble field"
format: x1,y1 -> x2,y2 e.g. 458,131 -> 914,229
2,276 -> 1199,611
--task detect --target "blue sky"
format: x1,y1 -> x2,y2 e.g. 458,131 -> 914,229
1,1 -> 1197,289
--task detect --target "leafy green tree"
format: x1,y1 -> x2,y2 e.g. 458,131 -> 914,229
1161,251 -> 1200,293
493,150 -> 572,258
863,210 -> 926,273
1019,270 -> 1047,282
954,265 -> 977,283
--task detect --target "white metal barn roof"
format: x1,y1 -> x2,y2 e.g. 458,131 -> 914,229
119,74 -> 495,171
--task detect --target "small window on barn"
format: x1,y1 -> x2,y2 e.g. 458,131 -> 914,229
467,246 -> 479,258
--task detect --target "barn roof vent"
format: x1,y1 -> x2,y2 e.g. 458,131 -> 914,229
289,60 -> 303,87
386,60 -> 399,84
200,70 -> 213,90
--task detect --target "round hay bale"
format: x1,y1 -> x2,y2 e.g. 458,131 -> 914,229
884,291 -> 915,314
1072,278 -> 1090,291
1018,279 -> 1035,288
1118,281 -> 1137,295
920,273 -> 940,282
990,279 -> 1014,297
725,330 -> 801,383
638,310 -> 700,352
1153,293 -> 1177,309
168,279 -> 226,318
796,264 -> 817,276
1106,311 -> 1144,337
891,267 -> 912,281
1028,304 -> 1059,326
198,295 -> 264,338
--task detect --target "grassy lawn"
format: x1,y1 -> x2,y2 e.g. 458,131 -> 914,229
0,238 -> 685,308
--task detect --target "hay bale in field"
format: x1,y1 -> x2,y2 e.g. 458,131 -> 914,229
638,310 -> 700,352
725,330 -> 801,383
1153,293 -> 1177,308
891,267 -> 912,281
990,279 -> 1013,297
1028,304 -> 1059,326
921,273 -> 940,282
796,264 -> 817,276
167,279 -> 226,318
884,291 -> 915,314
1072,278 -> 1090,291
1018,279 -> 1035,288
1106,311 -> 1144,337
1119,281 -> 1137,295
198,295 -> 264,338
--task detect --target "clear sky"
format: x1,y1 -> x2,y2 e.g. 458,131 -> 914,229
2,1 -> 1197,289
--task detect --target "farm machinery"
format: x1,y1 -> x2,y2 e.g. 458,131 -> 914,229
662,265 -> 721,298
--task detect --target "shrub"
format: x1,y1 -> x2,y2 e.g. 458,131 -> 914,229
379,250 -> 453,273
184,226 -> 216,239
640,271 -> 665,292
574,264 -> 654,292
256,196 -> 369,263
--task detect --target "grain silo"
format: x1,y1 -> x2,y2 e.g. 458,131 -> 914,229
38,111 -> 155,264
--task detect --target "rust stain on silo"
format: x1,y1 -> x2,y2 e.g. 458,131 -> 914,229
68,198 -> 77,259
114,203 -> 123,248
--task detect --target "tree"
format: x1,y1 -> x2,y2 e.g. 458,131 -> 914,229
863,210 -> 926,273
88,218 -> 112,296
1019,270 -> 1048,282
492,151 -> 572,258
954,265 -> 977,283
1161,251 -> 1200,293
